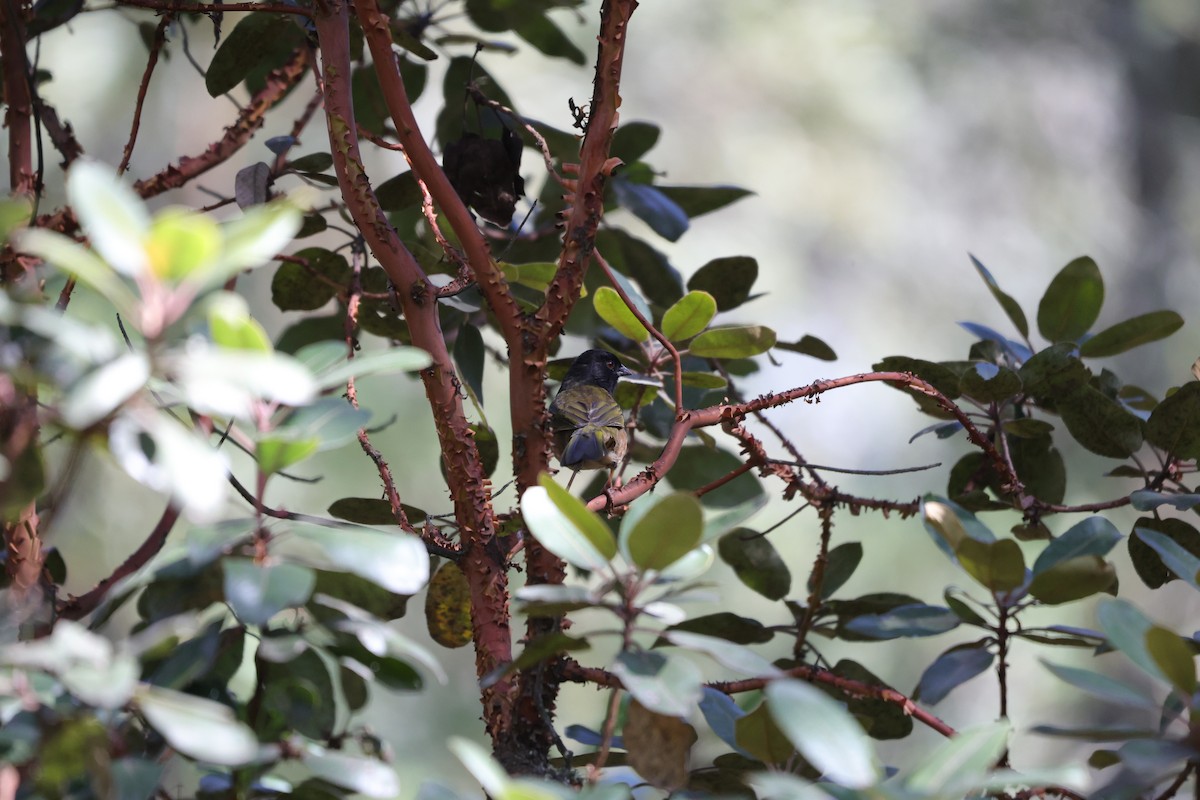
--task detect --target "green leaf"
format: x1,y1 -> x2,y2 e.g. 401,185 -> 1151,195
689,325 -> 776,359
1002,418 -> 1055,438
1145,626 -> 1196,694
222,559 -> 315,626
717,529 -> 791,600
376,170 -> 422,211
667,446 -> 764,509
207,292 -> 271,351
612,178 -> 689,242
1129,490 -> 1200,512
687,256 -> 758,311
1041,660 -> 1159,711
661,291 -> 717,341
1037,256 -> 1104,342
1079,310 -> 1184,358
453,323 -> 486,404
288,521 -> 430,595
1033,517 -> 1123,575
1029,556 -> 1115,605
656,185 -> 753,218
622,492 -> 702,572
914,644 -> 994,705
969,254 -> 1029,338
765,679 -> 878,788
146,208 -> 222,280
1145,382 -> 1200,459
135,686 -> 260,766
776,335 -> 837,361
0,195 -> 32,240
521,479 -> 616,572
593,285 -> 649,341
256,436 -> 320,474
679,371 -> 727,389
612,650 -> 703,718
957,537 -> 1026,593
513,11 -> 586,64
205,13 -> 306,97
664,613 -> 774,645
595,228 -> 684,308
286,152 -> 333,173
328,497 -> 424,527
1058,385 -> 1144,458
271,248 -> 350,311
301,342 -> 432,390
13,230 -> 139,316
501,261 -> 558,293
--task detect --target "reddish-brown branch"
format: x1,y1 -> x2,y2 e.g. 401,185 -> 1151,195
354,0 -> 522,346
118,13 -> 172,175
593,249 -> 683,414
312,0 -> 512,744
537,0 -> 639,338
589,371 -> 1016,512
58,504 -> 180,620
114,0 -> 311,15
0,0 -> 35,198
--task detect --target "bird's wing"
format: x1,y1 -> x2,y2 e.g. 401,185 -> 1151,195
549,384 -> 624,431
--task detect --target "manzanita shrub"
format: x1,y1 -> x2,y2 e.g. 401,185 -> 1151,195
1,2 -> 1198,799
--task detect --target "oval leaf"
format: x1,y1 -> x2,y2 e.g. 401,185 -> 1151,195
661,290 -> 717,341
765,679 -> 878,788
1079,310 -> 1184,358
689,325 -> 776,359
593,285 -> 650,341
1037,256 -> 1103,342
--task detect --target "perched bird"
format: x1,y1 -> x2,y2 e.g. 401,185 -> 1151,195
549,349 -> 632,489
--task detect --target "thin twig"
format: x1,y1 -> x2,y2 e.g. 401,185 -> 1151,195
118,13 -> 172,175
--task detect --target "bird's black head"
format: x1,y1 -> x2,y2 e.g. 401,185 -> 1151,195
560,349 -> 633,395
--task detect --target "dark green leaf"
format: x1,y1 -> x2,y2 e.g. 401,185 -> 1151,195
623,493 -> 703,571
286,153 -> 333,173
873,356 -> 962,398
959,362 -> 1022,403
1019,343 -> 1091,399
1058,385 -> 1144,458
612,179 -> 689,241
595,228 -> 684,308
1134,528 -> 1200,590
1129,490 -> 1200,512
376,170 -> 422,212
327,497 -> 426,526
813,542 -> 862,600
1079,311 -> 1184,358
776,335 -> 837,361
1002,418 -> 1055,438
610,121 -> 661,164
829,660 -> 914,740
1007,434 -> 1066,505
511,11 -> 584,63
667,446 -> 764,508
276,314 -> 345,354
1145,382 -> 1200,459
915,644 -> 993,705
734,700 -> 795,765
1128,517 -> 1200,589
663,613 -> 775,645
656,185 -> 753,218
205,14 -> 305,97
453,323 -> 485,404
311,570 -> 410,621
271,248 -> 350,311
1037,256 -> 1104,342
717,528 -> 791,600
969,254 -> 1029,338
687,256 -> 758,312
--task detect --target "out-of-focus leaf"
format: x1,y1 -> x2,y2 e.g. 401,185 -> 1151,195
1079,311 -> 1184,358
842,604 -> 960,639
135,686 -> 260,766
969,254 -> 1028,337
622,492 -> 702,572
302,743 -> 400,798
914,644 -> 994,705
956,537 -> 1026,592
610,121 -> 660,163
765,679 -> 878,788
223,559 -> 315,626
1145,626 -> 1196,694
664,613 -> 774,645
289,522 -> 430,595
1134,528 -> 1200,590
1042,660 -> 1159,711
1037,256 -> 1104,342
60,353 -> 149,428
663,631 -> 780,678
813,542 -> 862,599
904,720 -> 1011,794
595,228 -> 684,307
667,446 -> 764,508
1096,599 -> 1163,682
521,479 -> 615,571
624,700 -> 697,790
67,161 -> 150,277
958,322 -> 1032,362
1145,382 -> 1200,459
1129,490 -> 1200,512
612,650 -> 703,718
1128,517 -> 1200,589
687,256 -> 758,311
207,291 -> 271,351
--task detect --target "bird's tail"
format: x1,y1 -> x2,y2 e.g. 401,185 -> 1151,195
562,426 -> 606,467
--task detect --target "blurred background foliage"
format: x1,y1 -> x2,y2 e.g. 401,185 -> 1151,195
8,0 -> 1200,795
